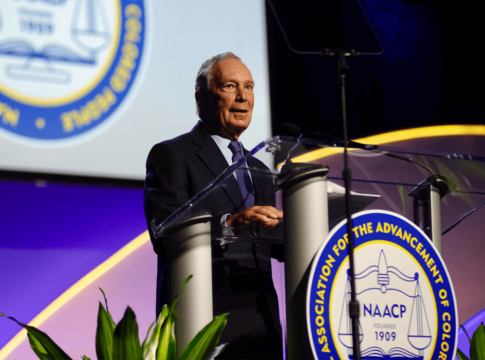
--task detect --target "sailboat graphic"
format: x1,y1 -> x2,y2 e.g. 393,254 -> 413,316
338,250 -> 432,359
71,0 -> 111,53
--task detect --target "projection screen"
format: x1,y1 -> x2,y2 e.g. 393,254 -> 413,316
0,0 -> 272,180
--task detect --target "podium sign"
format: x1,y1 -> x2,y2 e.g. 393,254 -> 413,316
307,210 -> 458,360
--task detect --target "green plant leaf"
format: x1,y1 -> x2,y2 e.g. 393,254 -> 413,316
99,288 -> 110,313
169,275 -> 193,315
81,356 -> 91,360
461,325 -> 472,344
179,312 -> 229,360
98,288 -> 116,329
27,328 -> 72,360
180,274 -> 193,292
96,302 -> 116,360
143,305 -> 169,360
457,348 -> 470,360
156,315 -> 176,360
0,313 -> 72,360
471,323 -> 485,360
113,307 -> 142,360
27,332 -> 50,360
154,275 -> 192,360
144,276 -> 193,360
141,321 -> 155,355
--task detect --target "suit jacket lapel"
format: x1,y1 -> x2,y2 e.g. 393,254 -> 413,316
191,122 -> 245,211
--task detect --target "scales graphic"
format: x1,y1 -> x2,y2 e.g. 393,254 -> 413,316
71,0 -> 111,53
307,211 -> 457,360
337,250 -> 432,359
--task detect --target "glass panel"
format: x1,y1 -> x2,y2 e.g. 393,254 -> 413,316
152,136 -> 485,245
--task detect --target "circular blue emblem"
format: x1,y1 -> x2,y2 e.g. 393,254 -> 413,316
307,210 -> 457,360
0,0 -> 146,141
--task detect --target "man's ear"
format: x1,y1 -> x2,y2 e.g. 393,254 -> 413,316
195,90 -> 204,109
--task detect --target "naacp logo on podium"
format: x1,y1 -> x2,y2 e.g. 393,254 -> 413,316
0,0 -> 146,142
307,210 -> 458,360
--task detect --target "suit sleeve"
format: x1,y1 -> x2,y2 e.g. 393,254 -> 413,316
144,142 -> 191,252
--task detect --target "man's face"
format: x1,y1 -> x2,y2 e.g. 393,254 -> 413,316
204,58 -> 254,140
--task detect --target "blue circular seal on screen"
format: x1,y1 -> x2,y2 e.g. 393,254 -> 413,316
0,0 -> 146,141
307,210 -> 457,360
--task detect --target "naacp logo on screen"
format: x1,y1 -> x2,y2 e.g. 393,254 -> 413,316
0,0 -> 145,141
307,210 -> 458,360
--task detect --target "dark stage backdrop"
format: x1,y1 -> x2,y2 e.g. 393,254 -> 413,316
266,0 -> 484,140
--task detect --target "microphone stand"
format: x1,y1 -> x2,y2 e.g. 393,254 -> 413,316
335,50 -> 361,360
283,50 -> 363,359
266,2 -> 385,356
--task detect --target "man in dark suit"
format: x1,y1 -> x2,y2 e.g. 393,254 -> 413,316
144,53 -> 283,359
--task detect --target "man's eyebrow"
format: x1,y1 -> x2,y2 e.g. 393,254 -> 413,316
222,79 -> 255,87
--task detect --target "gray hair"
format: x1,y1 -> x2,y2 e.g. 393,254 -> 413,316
195,52 -> 241,118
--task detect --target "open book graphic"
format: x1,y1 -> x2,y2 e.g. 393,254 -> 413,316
353,346 -> 423,359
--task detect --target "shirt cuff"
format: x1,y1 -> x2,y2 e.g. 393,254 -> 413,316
220,213 -> 234,237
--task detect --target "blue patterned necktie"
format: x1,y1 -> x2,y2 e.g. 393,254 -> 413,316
229,140 -> 255,209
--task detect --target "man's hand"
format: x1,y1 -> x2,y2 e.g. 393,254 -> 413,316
226,206 -> 283,230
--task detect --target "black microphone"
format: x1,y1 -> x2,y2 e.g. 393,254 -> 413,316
281,122 -> 303,136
